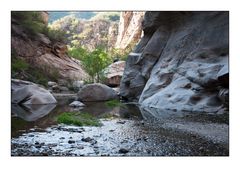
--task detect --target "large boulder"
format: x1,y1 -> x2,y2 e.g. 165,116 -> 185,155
77,83 -> 118,101
11,79 -> 57,104
120,12 -> 229,113
104,61 -> 125,86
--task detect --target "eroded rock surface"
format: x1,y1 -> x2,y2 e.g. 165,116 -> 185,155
120,11 -> 229,113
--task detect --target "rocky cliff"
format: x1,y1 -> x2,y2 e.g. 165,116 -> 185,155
11,12 -> 88,86
120,11 -> 229,113
50,15 -> 118,51
115,12 -> 145,49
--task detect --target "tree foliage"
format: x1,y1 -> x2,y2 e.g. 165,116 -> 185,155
90,12 -> 120,22
68,46 -> 111,83
48,12 -> 97,23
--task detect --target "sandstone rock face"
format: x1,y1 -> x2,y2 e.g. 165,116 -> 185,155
104,61 -> 125,86
120,12 -> 229,113
115,12 -> 145,49
11,18 -> 89,83
38,53 -> 88,81
11,79 -> 57,104
78,83 -> 118,101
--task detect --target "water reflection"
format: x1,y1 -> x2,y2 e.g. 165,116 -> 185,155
119,103 -> 143,120
81,102 -> 118,117
11,102 -> 229,156
12,104 -> 56,121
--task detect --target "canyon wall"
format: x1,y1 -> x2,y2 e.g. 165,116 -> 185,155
115,12 -> 145,49
120,11 -> 229,113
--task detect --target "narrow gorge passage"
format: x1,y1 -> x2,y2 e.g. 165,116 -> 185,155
11,11 -> 229,156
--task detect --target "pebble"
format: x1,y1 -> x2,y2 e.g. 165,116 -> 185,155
48,143 -> 58,147
68,140 -> 75,144
119,148 -> 129,154
81,137 -> 93,142
90,140 -> 97,145
143,136 -> 148,141
42,152 -> 48,156
121,139 -> 128,144
117,121 -> 126,124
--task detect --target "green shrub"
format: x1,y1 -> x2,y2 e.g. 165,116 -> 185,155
11,58 -> 29,73
12,11 -> 45,36
43,27 -> 66,43
83,79 -> 94,85
57,112 -> 101,126
68,46 -> 88,60
11,56 -> 60,87
28,64 -> 60,87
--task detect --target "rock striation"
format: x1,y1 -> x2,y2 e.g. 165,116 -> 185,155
11,12 -> 89,84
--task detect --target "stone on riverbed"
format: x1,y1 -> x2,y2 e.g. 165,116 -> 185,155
77,83 -> 118,101
48,81 -> 57,87
69,101 -> 85,107
119,148 -> 129,154
81,137 -> 94,142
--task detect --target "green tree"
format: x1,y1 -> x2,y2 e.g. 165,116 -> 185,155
68,46 -> 111,83
68,47 -> 88,60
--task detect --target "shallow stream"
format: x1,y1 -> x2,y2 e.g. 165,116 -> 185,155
11,101 -> 229,156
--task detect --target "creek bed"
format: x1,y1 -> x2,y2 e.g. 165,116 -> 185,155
11,102 -> 229,156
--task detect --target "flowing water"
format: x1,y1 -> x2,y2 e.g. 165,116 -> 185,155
11,101 -> 229,156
